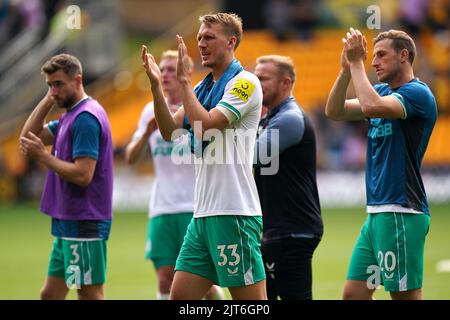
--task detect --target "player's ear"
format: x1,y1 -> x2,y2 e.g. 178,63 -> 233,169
228,36 -> 237,50
400,49 -> 409,64
75,74 -> 83,87
282,76 -> 291,89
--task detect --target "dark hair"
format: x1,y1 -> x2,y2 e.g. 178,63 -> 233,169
374,30 -> 416,65
41,53 -> 82,77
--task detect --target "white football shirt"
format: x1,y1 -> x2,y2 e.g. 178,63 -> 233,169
193,70 -> 263,218
132,101 -> 195,217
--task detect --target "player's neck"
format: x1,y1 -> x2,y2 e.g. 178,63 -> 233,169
267,93 -> 290,111
167,94 -> 183,112
167,93 -> 182,108
211,55 -> 235,81
389,68 -> 415,89
66,90 -> 88,111
75,89 -> 88,102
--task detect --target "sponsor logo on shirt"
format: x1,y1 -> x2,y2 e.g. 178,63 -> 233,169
230,78 -> 255,102
152,138 -> 174,157
368,118 -> 393,139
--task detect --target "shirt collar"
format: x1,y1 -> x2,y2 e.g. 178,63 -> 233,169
67,94 -> 89,112
267,96 -> 294,117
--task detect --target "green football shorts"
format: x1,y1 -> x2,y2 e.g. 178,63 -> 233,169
144,212 -> 193,269
48,238 -> 107,288
175,215 -> 266,288
347,212 -> 430,292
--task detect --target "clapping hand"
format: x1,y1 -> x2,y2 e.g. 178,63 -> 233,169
141,45 -> 162,87
176,35 -> 191,85
342,27 -> 368,63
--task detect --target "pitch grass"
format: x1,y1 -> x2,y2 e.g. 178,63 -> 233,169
0,202 -> 449,300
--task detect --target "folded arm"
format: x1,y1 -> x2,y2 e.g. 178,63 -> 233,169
325,68 -> 367,121
350,61 -> 405,119
19,132 -> 96,187
125,117 -> 157,164
20,91 -> 55,145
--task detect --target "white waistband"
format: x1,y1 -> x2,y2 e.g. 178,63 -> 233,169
367,204 -> 423,214
60,237 -> 102,241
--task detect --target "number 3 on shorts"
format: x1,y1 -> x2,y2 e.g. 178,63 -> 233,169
217,244 -> 241,267
70,244 -> 80,264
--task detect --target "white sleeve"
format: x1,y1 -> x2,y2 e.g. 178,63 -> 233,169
132,102 -> 155,141
216,73 -> 260,123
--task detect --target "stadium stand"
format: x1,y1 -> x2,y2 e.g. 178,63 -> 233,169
0,1 -> 449,203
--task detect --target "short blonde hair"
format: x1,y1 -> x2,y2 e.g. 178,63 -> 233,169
256,55 -> 296,84
199,13 -> 243,50
374,30 -> 416,65
160,50 -> 194,72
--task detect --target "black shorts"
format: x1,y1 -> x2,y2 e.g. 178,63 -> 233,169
261,236 -> 321,300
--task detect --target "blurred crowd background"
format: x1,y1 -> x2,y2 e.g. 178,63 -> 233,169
0,0 -> 449,205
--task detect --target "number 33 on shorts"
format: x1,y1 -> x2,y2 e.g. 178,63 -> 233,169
217,244 -> 240,274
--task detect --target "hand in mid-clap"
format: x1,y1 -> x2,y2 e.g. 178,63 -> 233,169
176,35 -> 191,85
141,45 -> 162,88
342,27 -> 368,63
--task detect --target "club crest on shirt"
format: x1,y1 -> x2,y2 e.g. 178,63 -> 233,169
230,78 -> 255,102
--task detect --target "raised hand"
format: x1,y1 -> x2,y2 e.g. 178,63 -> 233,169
37,88 -> 57,112
44,88 -> 55,105
342,27 -> 368,63
362,35 -> 368,61
141,45 -> 161,87
176,35 -> 190,85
